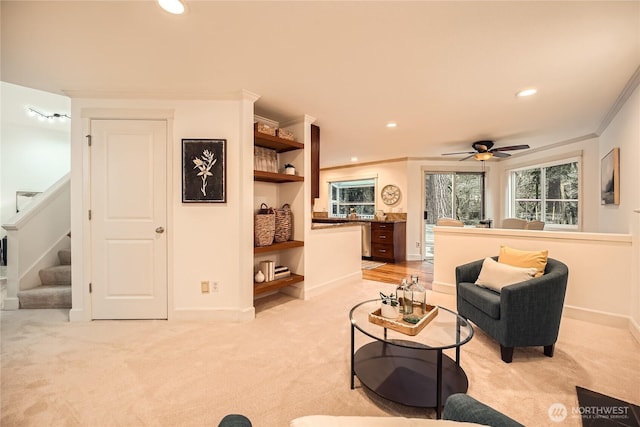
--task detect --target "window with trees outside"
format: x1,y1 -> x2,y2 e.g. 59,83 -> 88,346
329,179 -> 376,219
509,160 -> 579,228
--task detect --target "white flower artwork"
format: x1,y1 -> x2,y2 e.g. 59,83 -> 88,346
193,149 -> 217,196
182,139 -> 226,203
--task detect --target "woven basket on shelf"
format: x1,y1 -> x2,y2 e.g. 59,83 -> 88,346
274,204 -> 292,243
254,203 -> 275,247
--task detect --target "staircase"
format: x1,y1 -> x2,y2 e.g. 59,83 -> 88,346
17,249 -> 71,309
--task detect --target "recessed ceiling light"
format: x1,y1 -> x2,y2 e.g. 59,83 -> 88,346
516,88 -> 537,98
386,122 -> 397,128
158,0 -> 185,14
351,157 -> 358,162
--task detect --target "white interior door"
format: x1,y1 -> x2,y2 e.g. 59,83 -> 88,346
90,119 -> 168,319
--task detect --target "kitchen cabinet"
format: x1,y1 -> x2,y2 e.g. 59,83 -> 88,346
371,221 -> 406,263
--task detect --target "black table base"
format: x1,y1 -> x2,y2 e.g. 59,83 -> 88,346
353,341 -> 468,410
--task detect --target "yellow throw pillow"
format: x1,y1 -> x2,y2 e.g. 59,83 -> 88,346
498,245 -> 548,277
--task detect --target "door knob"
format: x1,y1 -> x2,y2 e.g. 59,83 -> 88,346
155,227 -> 165,234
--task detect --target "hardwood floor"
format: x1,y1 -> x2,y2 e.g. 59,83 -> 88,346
362,259 -> 434,290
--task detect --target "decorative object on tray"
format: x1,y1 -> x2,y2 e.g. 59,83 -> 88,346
274,204 -> 292,243
409,275 -> 427,312
283,163 -> 296,175
369,302 -> 439,336
379,292 -> 400,319
276,128 -> 294,140
182,139 -> 226,203
348,207 -> 357,219
254,146 -> 278,173
254,122 -> 276,136
254,203 -> 275,247
395,279 -> 406,314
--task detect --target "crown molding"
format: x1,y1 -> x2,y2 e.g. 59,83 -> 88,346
596,65 -> 640,136
63,88 -> 258,101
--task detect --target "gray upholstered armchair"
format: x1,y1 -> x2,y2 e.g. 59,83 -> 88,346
456,257 -> 568,363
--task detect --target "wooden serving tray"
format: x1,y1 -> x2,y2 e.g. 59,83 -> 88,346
369,304 -> 439,336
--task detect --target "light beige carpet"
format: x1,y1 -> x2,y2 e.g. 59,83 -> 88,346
1,279 -> 639,426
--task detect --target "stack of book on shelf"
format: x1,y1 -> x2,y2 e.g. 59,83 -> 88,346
274,265 -> 290,280
258,261 -> 291,282
259,260 -> 275,282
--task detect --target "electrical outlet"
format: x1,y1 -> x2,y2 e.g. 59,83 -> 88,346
201,280 -> 210,293
416,242 -> 420,248
212,281 -> 219,292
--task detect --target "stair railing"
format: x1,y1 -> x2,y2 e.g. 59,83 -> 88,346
1,174 -> 71,310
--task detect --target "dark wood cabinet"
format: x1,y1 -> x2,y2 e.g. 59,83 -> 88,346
371,222 -> 406,263
311,124 -> 320,202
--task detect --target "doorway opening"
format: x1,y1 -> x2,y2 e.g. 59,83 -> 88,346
423,171 -> 485,260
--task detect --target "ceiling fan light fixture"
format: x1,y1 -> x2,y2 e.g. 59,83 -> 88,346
516,88 -> 537,98
158,0 -> 185,14
474,152 -> 493,161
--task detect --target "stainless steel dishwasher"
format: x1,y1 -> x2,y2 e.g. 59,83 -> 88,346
361,222 -> 372,258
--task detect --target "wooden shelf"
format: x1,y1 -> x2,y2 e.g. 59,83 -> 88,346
254,131 -> 304,152
254,273 -> 304,296
254,170 -> 304,183
254,240 -> 304,254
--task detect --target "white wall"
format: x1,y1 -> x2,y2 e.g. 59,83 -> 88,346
69,94 -> 256,321
433,227 -> 634,330
599,86 -> 640,234
0,82 -> 70,235
316,160 -> 408,215
599,84 -> 640,335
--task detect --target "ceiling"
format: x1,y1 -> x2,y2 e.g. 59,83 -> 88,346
1,1 -> 638,168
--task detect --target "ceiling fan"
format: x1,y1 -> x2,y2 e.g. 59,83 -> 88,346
442,140 -> 530,161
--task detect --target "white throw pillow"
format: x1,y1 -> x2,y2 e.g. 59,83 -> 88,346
475,257 -> 537,292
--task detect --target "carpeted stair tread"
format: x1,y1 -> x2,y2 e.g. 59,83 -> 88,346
39,265 -> 71,286
58,249 -> 71,265
17,285 -> 71,309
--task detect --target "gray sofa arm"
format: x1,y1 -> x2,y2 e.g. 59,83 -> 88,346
455,258 -> 487,285
443,394 -> 523,427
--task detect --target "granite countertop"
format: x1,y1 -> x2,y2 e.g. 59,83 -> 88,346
311,218 -> 406,224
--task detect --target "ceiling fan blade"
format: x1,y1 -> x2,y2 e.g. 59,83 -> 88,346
492,151 -> 511,158
491,144 -> 530,152
442,151 -> 476,156
459,154 -> 476,161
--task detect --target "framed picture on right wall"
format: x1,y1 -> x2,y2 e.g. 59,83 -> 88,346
601,147 -> 620,205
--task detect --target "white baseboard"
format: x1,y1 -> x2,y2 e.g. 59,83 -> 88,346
431,280 -> 455,295
2,297 -> 19,310
304,271 -> 362,299
630,317 -> 640,344
563,305 -> 629,328
432,281 -> 640,342
69,308 -> 89,322
170,306 -> 255,322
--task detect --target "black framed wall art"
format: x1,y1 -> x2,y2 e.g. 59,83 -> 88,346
182,139 -> 226,203
600,147 -> 620,205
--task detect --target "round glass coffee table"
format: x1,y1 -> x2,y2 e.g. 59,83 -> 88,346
349,299 -> 474,418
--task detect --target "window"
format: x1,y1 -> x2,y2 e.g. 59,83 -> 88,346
329,179 -> 376,218
424,172 -> 484,225
510,160 -> 579,228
